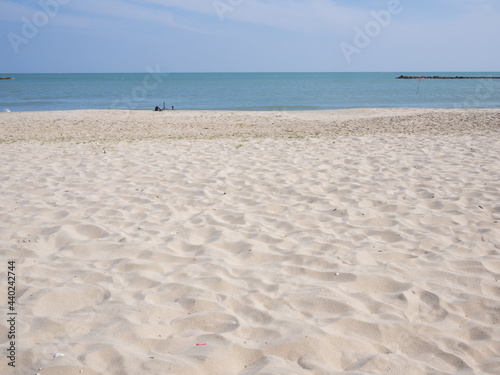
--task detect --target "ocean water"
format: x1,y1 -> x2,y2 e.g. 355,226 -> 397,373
0,72 -> 499,112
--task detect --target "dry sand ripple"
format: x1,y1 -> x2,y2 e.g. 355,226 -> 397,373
0,110 -> 500,374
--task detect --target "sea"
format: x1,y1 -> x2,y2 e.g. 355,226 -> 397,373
1,72 -> 499,112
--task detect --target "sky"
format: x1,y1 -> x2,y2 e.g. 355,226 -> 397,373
0,0 -> 499,73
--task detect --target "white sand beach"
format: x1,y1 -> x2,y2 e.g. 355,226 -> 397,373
0,109 -> 499,375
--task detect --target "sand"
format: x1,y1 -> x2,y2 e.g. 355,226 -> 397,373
1,108 -> 499,142
0,109 -> 499,375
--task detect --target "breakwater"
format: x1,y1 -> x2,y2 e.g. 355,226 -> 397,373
397,75 -> 500,79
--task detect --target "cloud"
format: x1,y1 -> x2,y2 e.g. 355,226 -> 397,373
0,0 -> 372,40
140,0 -> 368,34
0,0 -> 110,33
0,0 -> 207,34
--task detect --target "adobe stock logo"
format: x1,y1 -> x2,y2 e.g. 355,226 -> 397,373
111,65 -> 164,111
7,0 -> 70,54
340,0 -> 409,64
455,79 -> 499,108
213,0 -> 244,21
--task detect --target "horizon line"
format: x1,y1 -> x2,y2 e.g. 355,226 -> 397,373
3,71 -> 500,75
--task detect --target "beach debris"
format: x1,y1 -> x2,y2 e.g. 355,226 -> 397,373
196,343 -> 207,346
334,272 -> 340,276
53,353 -> 65,358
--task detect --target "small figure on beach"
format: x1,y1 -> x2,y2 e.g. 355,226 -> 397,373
154,104 -> 174,111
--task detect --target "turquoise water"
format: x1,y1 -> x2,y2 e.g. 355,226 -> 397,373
0,72 -> 499,112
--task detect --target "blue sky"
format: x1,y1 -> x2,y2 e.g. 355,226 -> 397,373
1,0 -> 499,73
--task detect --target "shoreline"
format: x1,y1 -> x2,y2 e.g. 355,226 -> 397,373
1,108 -> 499,143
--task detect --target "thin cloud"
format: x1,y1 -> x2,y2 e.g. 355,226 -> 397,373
140,0 -> 367,34
0,0 -> 111,32
0,0 -> 208,34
